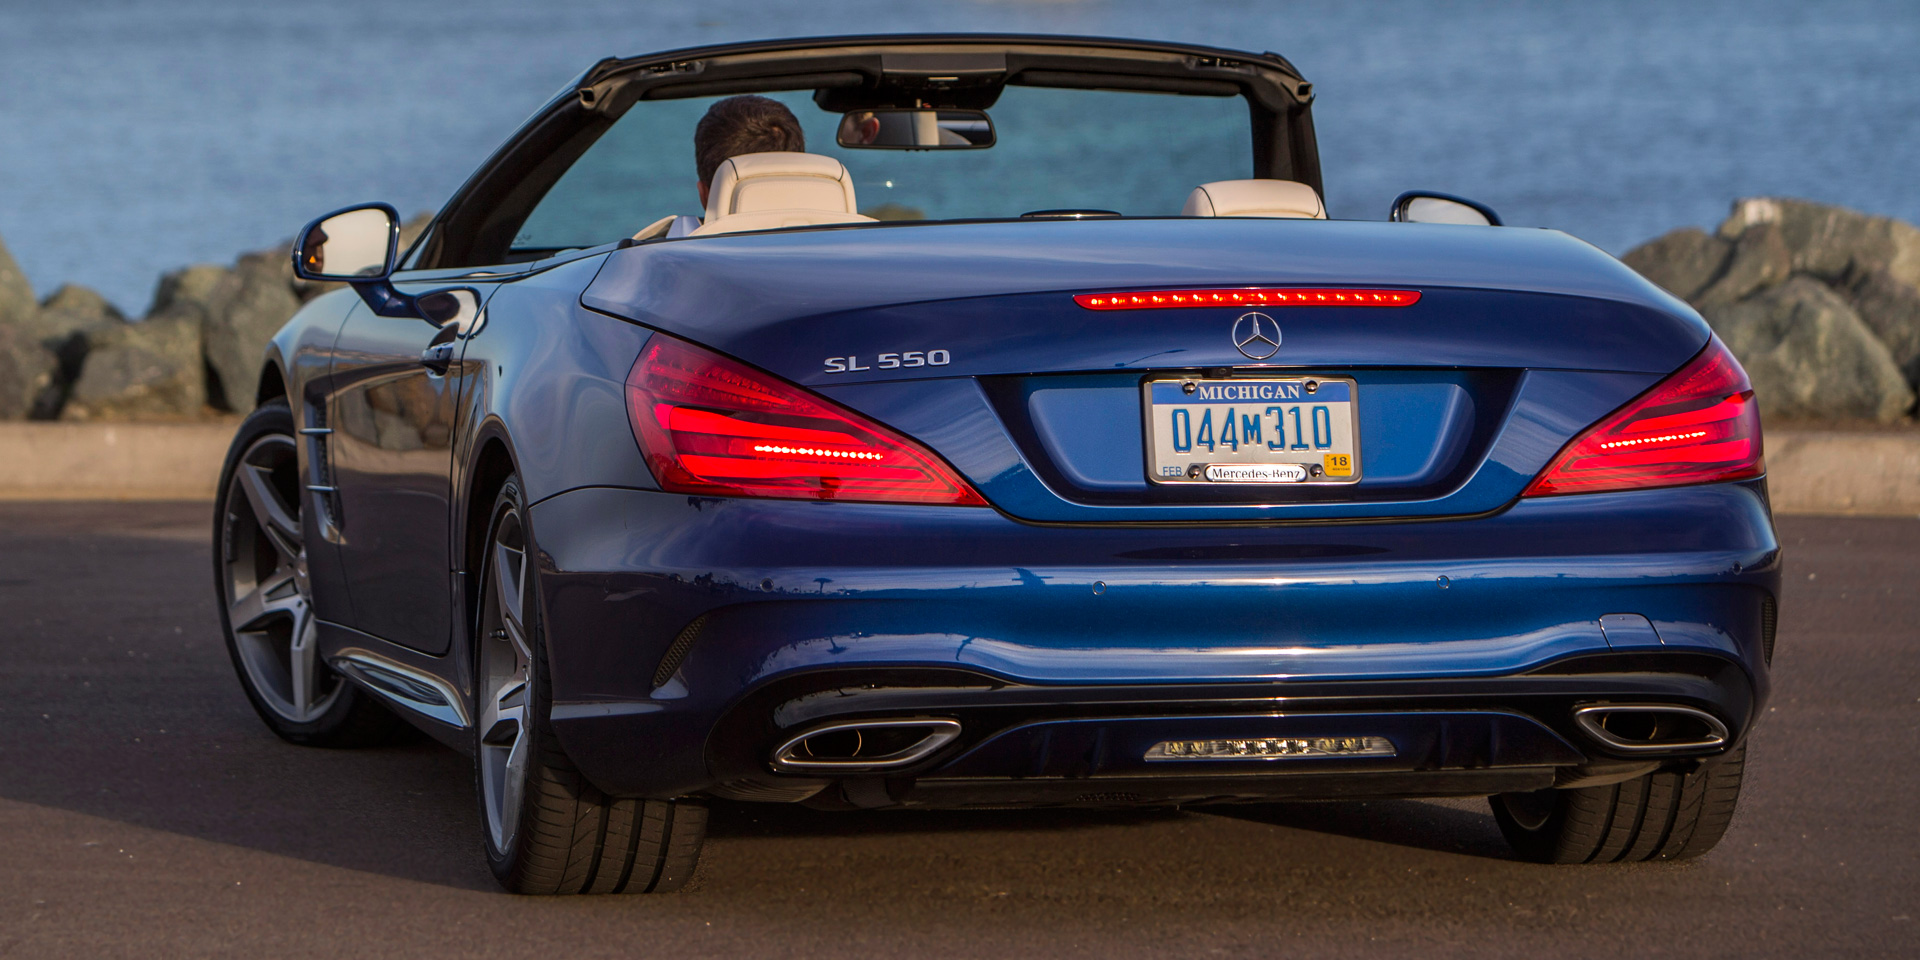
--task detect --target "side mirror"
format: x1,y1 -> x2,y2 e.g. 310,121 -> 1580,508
291,203 -> 424,317
837,108 -> 994,150
1390,191 -> 1503,226
292,203 -> 400,281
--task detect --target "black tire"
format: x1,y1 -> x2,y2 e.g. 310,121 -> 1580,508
1492,744 -> 1746,863
474,477 -> 706,895
213,397 -> 405,748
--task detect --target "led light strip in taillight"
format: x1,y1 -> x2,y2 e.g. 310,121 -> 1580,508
1598,430 -> 1708,450
625,335 -> 987,505
749,444 -> 885,461
1522,335 -> 1764,497
1074,288 -> 1421,310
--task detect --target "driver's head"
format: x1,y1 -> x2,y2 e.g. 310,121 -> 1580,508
694,95 -> 806,208
301,225 -> 329,275
838,111 -> 881,145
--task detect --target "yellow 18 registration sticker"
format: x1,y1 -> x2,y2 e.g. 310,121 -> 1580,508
1323,453 -> 1353,477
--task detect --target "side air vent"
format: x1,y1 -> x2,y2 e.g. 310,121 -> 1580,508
299,404 -> 339,530
652,614 -> 707,690
1761,593 -> 1778,665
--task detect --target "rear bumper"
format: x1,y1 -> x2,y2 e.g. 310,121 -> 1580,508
526,480 -> 1778,801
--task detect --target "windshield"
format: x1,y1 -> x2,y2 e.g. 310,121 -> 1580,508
513,85 -> 1253,252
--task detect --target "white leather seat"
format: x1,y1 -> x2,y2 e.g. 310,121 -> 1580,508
1181,179 -> 1326,219
690,152 -> 875,236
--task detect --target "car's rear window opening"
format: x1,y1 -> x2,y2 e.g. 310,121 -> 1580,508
512,85 -> 1253,253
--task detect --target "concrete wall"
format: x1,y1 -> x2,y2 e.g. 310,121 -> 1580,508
0,422 -> 1914,515
1765,430 -> 1920,516
0,422 -> 236,500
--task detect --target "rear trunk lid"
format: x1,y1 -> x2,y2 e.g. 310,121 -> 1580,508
582,218 -> 1709,522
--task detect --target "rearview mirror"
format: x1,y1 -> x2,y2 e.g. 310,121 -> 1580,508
292,203 -> 400,281
1390,191 -> 1502,226
837,108 -> 994,150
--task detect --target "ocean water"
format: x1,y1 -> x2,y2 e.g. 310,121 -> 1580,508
1,0 -> 1916,313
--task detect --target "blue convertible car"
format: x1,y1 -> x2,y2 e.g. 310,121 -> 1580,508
214,35 -> 1776,894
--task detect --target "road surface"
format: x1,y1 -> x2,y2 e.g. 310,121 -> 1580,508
0,502 -> 1913,958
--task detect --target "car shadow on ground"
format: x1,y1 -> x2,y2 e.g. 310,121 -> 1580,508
0,503 -> 497,890
704,795 -> 1516,861
1204,797 -> 1516,859
706,799 -> 1184,839
0,501 -> 1526,893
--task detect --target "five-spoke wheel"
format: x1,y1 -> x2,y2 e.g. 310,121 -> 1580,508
214,399 -> 400,746
477,477 -> 708,894
478,503 -> 534,854
221,431 -> 338,722
216,407 -> 704,890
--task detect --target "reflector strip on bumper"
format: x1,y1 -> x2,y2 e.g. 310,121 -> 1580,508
1144,736 -> 1396,761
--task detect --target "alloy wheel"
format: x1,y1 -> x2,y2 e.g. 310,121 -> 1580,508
478,507 -> 534,854
220,434 -> 341,723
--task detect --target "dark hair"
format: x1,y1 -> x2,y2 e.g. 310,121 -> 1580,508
694,95 -> 806,185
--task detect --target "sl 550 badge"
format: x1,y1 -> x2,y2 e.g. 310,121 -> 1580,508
824,349 -> 952,373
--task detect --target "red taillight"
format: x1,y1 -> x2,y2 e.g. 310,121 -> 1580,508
1074,288 -> 1421,310
1522,335 -> 1764,497
624,336 -> 987,506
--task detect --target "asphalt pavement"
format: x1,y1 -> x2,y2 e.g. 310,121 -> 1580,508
0,501 -> 1914,959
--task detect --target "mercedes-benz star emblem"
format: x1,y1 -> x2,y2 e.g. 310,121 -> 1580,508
1231,312 -> 1282,360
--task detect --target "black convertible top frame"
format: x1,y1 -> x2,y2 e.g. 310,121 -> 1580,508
412,34 -> 1321,271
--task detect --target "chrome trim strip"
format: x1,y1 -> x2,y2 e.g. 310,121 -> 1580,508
1572,704 -> 1729,754
771,719 -> 961,772
331,649 -> 469,728
298,427 -> 334,435
305,484 -> 338,493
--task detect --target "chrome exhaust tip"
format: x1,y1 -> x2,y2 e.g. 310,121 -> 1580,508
1573,704 -> 1730,754
770,719 -> 962,773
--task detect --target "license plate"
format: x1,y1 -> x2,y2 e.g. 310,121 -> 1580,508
1143,377 -> 1361,484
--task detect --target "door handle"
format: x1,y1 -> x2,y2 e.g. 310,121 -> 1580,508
420,342 -> 456,375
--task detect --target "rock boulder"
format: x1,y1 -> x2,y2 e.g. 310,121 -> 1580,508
0,322 -> 60,419
1701,277 -> 1914,423
1841,268 -> 1920,388
203,254 -> 301,411
1625,198 -> 1920,423
1697,222 -> 1792,305
61,312 -> 206,420
148,263 -> 236,323
41,283 -> 124,321
1717,197 -> 1920,288
1621,227 -> 1731,301
143,258 -> 301,413
11,284 -> 128,418
0,233 -> 36,327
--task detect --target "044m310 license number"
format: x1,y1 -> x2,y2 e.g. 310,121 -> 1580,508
1144,377 -> 1360,484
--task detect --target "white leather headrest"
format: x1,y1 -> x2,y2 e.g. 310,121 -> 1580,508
704,152 -> 859,221
1181,180 -> 1326,219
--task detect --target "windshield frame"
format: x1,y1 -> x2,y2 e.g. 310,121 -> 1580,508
406,34 -> 1319,271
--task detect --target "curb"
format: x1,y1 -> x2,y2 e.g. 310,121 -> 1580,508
0,422 -> 237,501
0,423 -> 1914,516
1763,430 -> 1920,517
